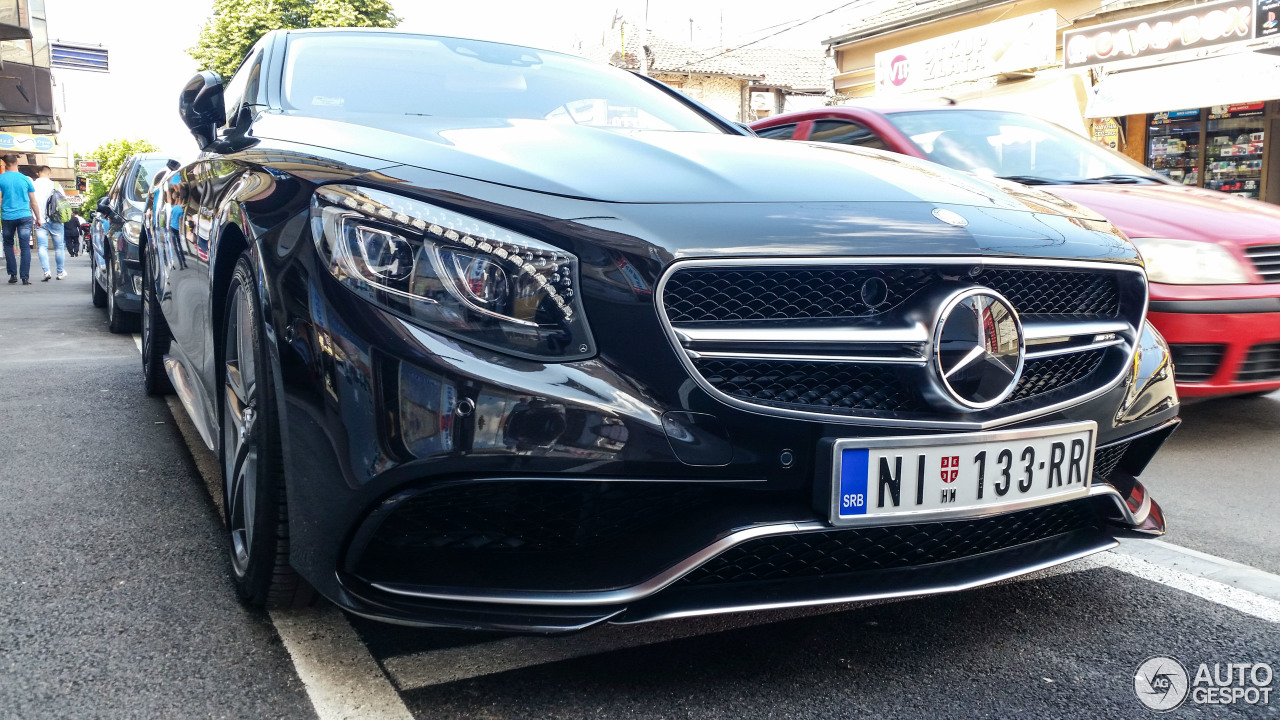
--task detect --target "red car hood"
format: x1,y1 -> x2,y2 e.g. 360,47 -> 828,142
1048,183 -> 1280,244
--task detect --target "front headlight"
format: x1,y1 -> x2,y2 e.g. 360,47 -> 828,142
311,185 -> 594,361
123,220 -> 142,245
1129,237 -> 1249,284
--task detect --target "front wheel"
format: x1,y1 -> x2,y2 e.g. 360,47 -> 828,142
222,254 -> 313,608
106,253 -> 138,333
90,250 -> 106,308
141,248 -> 174,396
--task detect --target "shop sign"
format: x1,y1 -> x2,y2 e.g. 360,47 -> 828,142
1208,101 -> 1266,118
1064,0 -> 1259,70
77,159 -> 99,173
1151,109 -> 1201,124
1091,118 -> 1121,150
874,10 -> 1058,95
0,132 -> 56,153
1261,0 -> 1279,37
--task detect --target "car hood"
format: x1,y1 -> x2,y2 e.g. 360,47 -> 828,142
1048,183 -> 1280,243
251,114 -> 1089,214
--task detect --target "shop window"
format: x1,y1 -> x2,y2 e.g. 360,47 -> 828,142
809,120 -> 887,149
1147,110 -> 1201,186
1205,104 -> 1266,200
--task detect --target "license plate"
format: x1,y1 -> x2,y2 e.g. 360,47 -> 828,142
828,421 -> 1096,526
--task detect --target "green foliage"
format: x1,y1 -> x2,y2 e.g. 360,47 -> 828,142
189,0 -> 400,80
78,138 -> 159,211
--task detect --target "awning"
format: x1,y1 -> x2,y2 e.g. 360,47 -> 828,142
1085,50 -> 1280,118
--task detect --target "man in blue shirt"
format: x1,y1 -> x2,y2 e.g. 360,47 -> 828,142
0,153 -> 42,285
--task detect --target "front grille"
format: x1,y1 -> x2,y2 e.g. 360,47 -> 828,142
694,349 -> 1108,415
1169,343 -> 1225,383
694,359 -> 921,413
1007,350 -> 1107,403
663,267 -> 934,322
368,482 -> 726,553
1238,342 -> 1280,382
665,266 -> 1120,323
678,499 -> 1100,586
1244,244 -> 1280,283
1093,441 -> 1130,482
661,261 -> 1144,424
350,481 -> 814,593
976,269 -> 1118,317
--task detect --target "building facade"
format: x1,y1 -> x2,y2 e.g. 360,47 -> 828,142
596,34 -> 832,123
0,0 -> 70,181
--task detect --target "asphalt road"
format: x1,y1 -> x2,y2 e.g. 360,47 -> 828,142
2,255 -> 1278,719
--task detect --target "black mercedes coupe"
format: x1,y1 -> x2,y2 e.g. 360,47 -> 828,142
143,28 -> 1179,631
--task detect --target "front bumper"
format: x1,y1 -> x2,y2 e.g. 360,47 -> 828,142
275,268 -> 1180,632
1148,287 -> 1280,397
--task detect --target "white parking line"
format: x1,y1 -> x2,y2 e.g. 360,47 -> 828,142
135,336 -> 414,720
1100,541 -> 1280,622
272,606 -> 415,720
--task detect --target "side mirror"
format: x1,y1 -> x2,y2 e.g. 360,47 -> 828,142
179,70 -> 226,151
96,196 -> 111,215
166,159 -> 181,171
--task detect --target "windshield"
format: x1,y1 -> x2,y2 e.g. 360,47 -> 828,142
281,33 -> 723,133
885,110 -> 1161,184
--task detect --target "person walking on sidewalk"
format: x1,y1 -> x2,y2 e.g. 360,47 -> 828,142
32,165 -> 67,281
1,154 -> 41,286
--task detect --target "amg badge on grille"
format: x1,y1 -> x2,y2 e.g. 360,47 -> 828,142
928,288 -> 1025,411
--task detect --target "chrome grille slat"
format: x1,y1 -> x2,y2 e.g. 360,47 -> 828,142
658,257 -> 1147,429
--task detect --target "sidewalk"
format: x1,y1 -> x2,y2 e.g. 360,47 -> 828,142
0,255 -> 312,718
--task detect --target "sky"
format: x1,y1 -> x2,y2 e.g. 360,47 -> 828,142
46,0 -> 862,157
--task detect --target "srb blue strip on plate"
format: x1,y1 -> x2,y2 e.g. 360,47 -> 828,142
839,448 -> 869,516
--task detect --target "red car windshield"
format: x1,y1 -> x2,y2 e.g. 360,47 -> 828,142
885,110 -> 1161,185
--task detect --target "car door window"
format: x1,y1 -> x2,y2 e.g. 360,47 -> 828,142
810,120 -> 887,150
756,123 -> 798,140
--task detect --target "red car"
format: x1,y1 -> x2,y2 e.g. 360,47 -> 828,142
752,107 -> 1280,399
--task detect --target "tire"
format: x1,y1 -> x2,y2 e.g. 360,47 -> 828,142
221,254 -> 313,608
106,252 -> 139,334
91,251 -> 107,308
141,247 -> 174,396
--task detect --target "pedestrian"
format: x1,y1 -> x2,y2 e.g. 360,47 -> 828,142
64,210 -> 84,257
0,153 -> 41,286
32,165 -> 67,281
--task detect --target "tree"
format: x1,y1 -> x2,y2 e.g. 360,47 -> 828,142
78,138 -> 160,211
189,0 -> 400,80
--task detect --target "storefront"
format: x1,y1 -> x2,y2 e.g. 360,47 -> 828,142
1067,0 -> 1280,203
824,0 -> 1280,204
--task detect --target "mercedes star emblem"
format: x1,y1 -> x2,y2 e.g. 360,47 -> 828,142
929,288 -> 1025,411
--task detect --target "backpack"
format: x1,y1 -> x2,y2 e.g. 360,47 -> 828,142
46,186 -> 73,224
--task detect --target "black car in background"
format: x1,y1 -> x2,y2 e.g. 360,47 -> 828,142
143,28 -> 1179,631
90,152 -> 178,332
